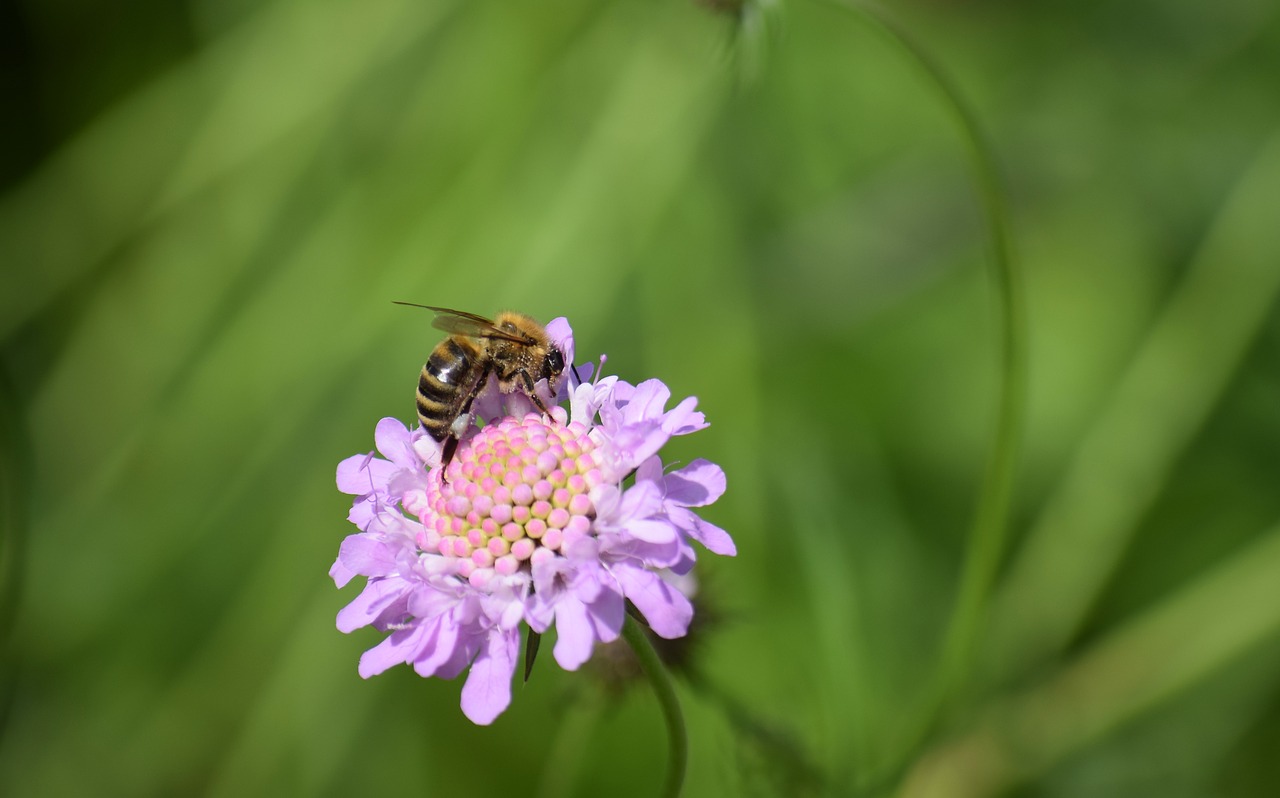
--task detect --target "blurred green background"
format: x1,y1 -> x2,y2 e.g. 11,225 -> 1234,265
3,0 -> 1280,795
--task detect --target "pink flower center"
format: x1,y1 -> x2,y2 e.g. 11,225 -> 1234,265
415,413 -> 604,586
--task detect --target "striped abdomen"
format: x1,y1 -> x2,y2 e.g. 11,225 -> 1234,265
416,336 -> 487,442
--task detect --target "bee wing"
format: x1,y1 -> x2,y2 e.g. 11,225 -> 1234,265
394,303 -> 530,343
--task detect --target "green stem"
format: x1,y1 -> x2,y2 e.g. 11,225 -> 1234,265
621,614 -> 688,798
824,0 -> 1027,766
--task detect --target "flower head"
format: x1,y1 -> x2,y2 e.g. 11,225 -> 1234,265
332,317 -> 733,724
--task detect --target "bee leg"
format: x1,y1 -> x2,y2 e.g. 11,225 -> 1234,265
441,437 -> 459,474
441,363 -> 489,482
520,371 -> 556,420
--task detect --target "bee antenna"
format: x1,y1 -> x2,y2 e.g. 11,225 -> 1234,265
392,300 -> 433,310
571,363 -> 586,387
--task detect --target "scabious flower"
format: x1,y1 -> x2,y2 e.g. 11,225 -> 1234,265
331,318 -> 734,724
583,570 -> 720,696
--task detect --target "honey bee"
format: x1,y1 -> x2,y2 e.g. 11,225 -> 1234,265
395,302 -> 567,470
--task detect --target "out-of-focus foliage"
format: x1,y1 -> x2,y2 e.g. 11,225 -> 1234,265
2,0 -> 1279,795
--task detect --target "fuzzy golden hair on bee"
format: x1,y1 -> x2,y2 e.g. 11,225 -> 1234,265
394,302 -> 567,471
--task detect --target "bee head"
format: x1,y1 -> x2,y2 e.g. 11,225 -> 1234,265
542,348 -> 566,385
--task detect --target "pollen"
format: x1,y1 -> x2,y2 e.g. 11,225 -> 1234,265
416,413 -> 602,584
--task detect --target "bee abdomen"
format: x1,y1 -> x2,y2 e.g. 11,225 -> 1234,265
415,377 -> 452,440
416,337 -> 476,441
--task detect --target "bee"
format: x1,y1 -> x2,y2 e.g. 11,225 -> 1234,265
395,303 -> 567,470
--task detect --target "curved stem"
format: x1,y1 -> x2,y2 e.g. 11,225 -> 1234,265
824,0 -> 1028,765
621,614 -> 688,798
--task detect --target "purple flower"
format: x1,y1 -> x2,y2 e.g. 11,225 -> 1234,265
331,317 -> 732,724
